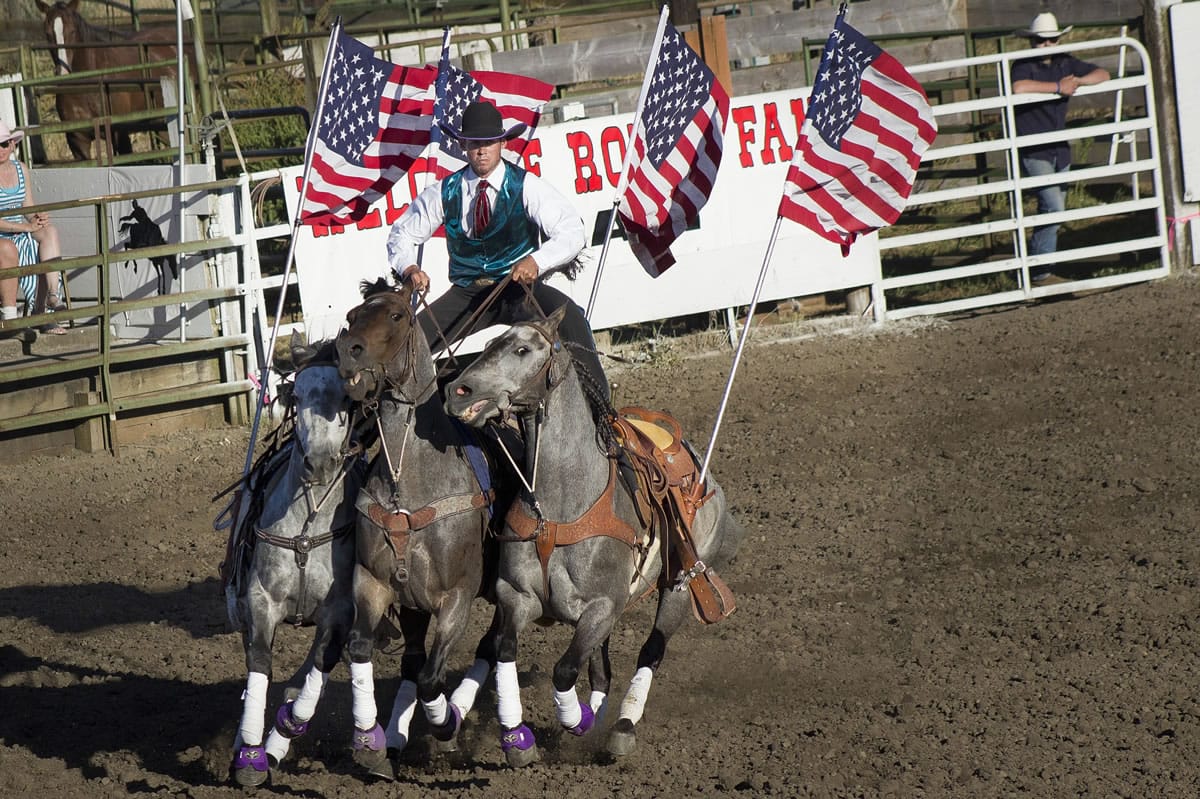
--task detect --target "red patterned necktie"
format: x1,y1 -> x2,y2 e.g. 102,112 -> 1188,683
472,181 -> 491,234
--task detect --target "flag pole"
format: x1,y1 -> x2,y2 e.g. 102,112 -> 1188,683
698,215 -> 783,486
584,5 -> 670,320
414,26 -> 453,281
239,18 -> 342,478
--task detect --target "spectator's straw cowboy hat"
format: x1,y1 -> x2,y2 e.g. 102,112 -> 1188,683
0,120 -> 26,145
440,100 -> 526,142
1017,12 -> 1074,39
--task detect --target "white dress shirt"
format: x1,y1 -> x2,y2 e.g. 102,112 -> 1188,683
385,160 -> 586,280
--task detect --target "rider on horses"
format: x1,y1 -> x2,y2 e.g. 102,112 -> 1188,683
383,99 -> 609,399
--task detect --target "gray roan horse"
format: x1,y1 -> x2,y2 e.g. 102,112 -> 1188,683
335,279 -> 505,778
444,306 -> 744,764
220,337 -> 366,787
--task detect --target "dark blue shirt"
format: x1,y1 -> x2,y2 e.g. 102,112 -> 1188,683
1011,54 -> 1102,164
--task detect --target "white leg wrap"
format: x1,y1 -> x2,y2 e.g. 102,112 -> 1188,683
264,727 -> 290,763
291,666 -> 330,721
350,661 -> 377,730
553,687 -> 582,728
422,693 -> 449,727
618,666 -> 654,724
495,661 -> 524,729
385,680 -> 418,751
590,690 -> 609,724
237,672 -> 270,746
449,658 -> 491,716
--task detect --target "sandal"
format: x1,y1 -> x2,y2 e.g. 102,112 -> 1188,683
45,293 -> 68,312
37,322 -> 67,335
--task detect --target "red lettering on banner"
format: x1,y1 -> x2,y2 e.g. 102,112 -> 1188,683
759,102 -> 792,165
566,132 -> 603,194
729,98 -> 807,168
788,97 -> 806,140
385,190 -> 408,225
600,125 -> 627,187
356,210 -> 382,230
731,106 -> 758,168
522,139 -> 543,176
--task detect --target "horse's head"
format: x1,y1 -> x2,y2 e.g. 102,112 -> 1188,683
335,278 -> 418,403
444,306 -> 569,427
288,334 -> 352,486
36,0 -> 83,76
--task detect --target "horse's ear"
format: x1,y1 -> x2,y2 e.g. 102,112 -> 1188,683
544,304 -> 568,334
68,0 -> 81,10
35,1 -> 51,13
290,331 -> 318,369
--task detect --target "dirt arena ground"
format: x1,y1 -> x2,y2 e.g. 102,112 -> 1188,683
2,273 -> 1199,798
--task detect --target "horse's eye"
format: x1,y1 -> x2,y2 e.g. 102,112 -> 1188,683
390,312 -> 404,322
515,345 -> 530,356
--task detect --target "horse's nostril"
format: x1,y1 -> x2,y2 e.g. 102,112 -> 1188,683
350,344 -> 363,358
454,385 -> 470,396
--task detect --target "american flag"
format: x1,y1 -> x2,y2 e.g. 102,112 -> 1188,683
616,22 -> 728,277
429,34 -> 553,180
778,15 -> 937,253
300,27 -> 436,226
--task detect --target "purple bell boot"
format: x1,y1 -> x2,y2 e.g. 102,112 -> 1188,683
274,701 -> 310,739
353,723 -> 387,752
430,703 -> 463,742
232,743 -> 268,772
565,702 -> 595,736
500,723 -> 536,753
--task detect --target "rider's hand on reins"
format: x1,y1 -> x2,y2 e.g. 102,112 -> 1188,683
511,256 -> 539,285
400,266 -> 430,293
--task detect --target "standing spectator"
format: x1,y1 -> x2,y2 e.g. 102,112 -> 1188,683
0,119 -> 67,334
1011,12 -> 1110,284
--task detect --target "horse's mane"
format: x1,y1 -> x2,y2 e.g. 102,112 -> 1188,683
563,340 -> 621,455
307,338 -> 339,365
359,276 -> 396,299
553,250 -> 590,282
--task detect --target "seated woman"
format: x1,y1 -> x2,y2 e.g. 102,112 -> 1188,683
0,120 -> 66,335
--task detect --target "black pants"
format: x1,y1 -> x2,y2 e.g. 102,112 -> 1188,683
418,280 -> 610,400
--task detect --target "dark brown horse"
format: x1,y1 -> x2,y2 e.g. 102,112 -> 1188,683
36,0 -> 179,160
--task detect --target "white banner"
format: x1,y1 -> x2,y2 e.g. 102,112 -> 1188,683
282,87 -> 881,342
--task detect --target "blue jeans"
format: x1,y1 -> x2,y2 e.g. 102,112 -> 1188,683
1021,154 -> 1068,259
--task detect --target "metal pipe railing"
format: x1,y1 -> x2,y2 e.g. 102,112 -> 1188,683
0,177 -> 254,452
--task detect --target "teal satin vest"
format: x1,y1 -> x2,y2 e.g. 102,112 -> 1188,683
443,165 -> 540,286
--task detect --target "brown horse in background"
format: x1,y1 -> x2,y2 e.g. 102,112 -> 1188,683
36,0 -> 180,160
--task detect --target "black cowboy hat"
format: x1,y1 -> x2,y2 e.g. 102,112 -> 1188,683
440,100 -> 526,142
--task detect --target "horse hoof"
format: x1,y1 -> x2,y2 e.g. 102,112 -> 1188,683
565,702 -> 595,737
232,745 -> 269,787
501,724 -> 539,768
362,751 -> 396,781
606,718 -> 638,757
429,703 -> 463,744
273,700 -> 310,739
351,723 -> 391,777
